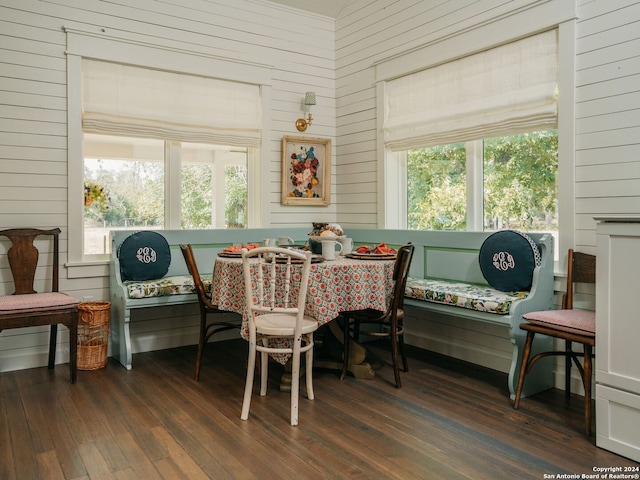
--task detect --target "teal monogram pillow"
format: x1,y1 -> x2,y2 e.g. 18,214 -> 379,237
479,230 -> 541,292
118,231 -> 171,281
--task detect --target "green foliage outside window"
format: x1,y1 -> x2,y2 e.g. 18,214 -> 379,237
84,160 -> 164,229
181,164 -> 213,229
224,165 -> 247,228
407,130 -> 558,232
407,143 -> 467,230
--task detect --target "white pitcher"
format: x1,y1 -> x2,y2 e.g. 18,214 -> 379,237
338,237 -> 353,255
320,239 -> 343,260
278,236 -> 295,246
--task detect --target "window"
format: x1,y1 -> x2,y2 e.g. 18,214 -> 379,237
65,28 -> 272,268
406,130 -> 558,236
78,58 -> 260,260
83,134 -> 248,256
382,29 -> 559,249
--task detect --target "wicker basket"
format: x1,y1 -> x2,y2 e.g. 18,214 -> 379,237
77,301 -> 111,370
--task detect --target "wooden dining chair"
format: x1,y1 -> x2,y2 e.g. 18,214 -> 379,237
0,228 -> 80,383
513,249 -> 596,435
341,243 -> 415,388
179,244 -> 241,381
240,246 -> 317,426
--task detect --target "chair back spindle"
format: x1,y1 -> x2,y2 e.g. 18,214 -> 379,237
562,250 -> 596,309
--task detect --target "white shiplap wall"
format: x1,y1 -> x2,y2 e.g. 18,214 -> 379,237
574,0 -> 640,251
0,0 -> 337,371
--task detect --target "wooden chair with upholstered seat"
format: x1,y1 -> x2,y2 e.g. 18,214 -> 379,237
240,246 -> 317,426
0,228 -> 80,383
341,243 -> 415,388
513,249 -> 596,435
179,244 -> 241,381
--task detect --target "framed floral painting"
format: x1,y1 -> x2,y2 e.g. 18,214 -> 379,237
281,135 -> 331,205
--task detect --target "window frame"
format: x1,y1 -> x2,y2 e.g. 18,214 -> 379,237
65,27 -> 272,274
377,18 -> 576,269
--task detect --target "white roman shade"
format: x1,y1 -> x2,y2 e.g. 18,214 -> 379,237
82,59 -> 262,147
383,30 -> 558,151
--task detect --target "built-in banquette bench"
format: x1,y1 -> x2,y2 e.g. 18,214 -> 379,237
109,228 -> 311,370
110,227 -> 555,400
347,229 -> 555,400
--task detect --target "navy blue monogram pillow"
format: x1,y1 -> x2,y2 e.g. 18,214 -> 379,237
118,231 -> 171,282
478,230 -> 541,292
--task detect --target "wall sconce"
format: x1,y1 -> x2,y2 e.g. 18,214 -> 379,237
295,91 -> 316,132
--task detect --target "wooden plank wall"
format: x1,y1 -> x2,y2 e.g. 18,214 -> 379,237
574,0 -> 640,251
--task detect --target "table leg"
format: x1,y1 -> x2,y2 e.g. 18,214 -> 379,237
326,321 -> 374,379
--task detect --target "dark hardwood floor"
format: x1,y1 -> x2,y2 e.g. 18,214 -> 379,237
1,336 -> 638,479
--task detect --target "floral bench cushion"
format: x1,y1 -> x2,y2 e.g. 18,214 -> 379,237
405,277 -> 529,315
124,274 -> 212,299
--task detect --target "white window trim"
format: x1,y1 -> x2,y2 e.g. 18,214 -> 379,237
377,13 -> 576,269
466,140 -> 484,232
65,27 -> 273,274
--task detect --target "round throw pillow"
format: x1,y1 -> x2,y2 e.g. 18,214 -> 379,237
118,231 -> 171,282
478,230 -> 541,292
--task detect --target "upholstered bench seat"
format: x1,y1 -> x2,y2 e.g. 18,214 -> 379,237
405,277 -> 529,315
124,274 -> 212,299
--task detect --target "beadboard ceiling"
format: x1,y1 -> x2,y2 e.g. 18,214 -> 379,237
267,0 -> 352,18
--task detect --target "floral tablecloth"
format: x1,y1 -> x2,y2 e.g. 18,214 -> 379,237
211,255 -> 396,362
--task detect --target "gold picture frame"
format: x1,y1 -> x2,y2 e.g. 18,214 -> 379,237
281,135 -> 331,206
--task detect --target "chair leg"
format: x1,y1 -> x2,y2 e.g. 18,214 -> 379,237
341,316 -> 350,381
353,319 -> 360,343
390,325 -> 402,388
305,334 -> 314,401
290,339 -> 302,426
48,324 -> 58,369
583,345 -> 593,436
260,339 -> 269,397
513,331 -> 535,409
194,313 -> 206,381
241,339 -> 257,421
399,330 -> 408,373
565,340 -> 573,399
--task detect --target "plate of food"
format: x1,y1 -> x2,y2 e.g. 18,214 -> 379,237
345,243 -> 397,260
217,243 -> 260,257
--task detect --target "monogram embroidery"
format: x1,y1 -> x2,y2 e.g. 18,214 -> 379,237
136,246 -> 157,264
492,251 -> 515,271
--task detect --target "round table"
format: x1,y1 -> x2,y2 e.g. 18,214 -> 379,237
212,254 -> 396,380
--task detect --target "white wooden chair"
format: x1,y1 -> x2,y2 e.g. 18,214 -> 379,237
240,246 -> 317,426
